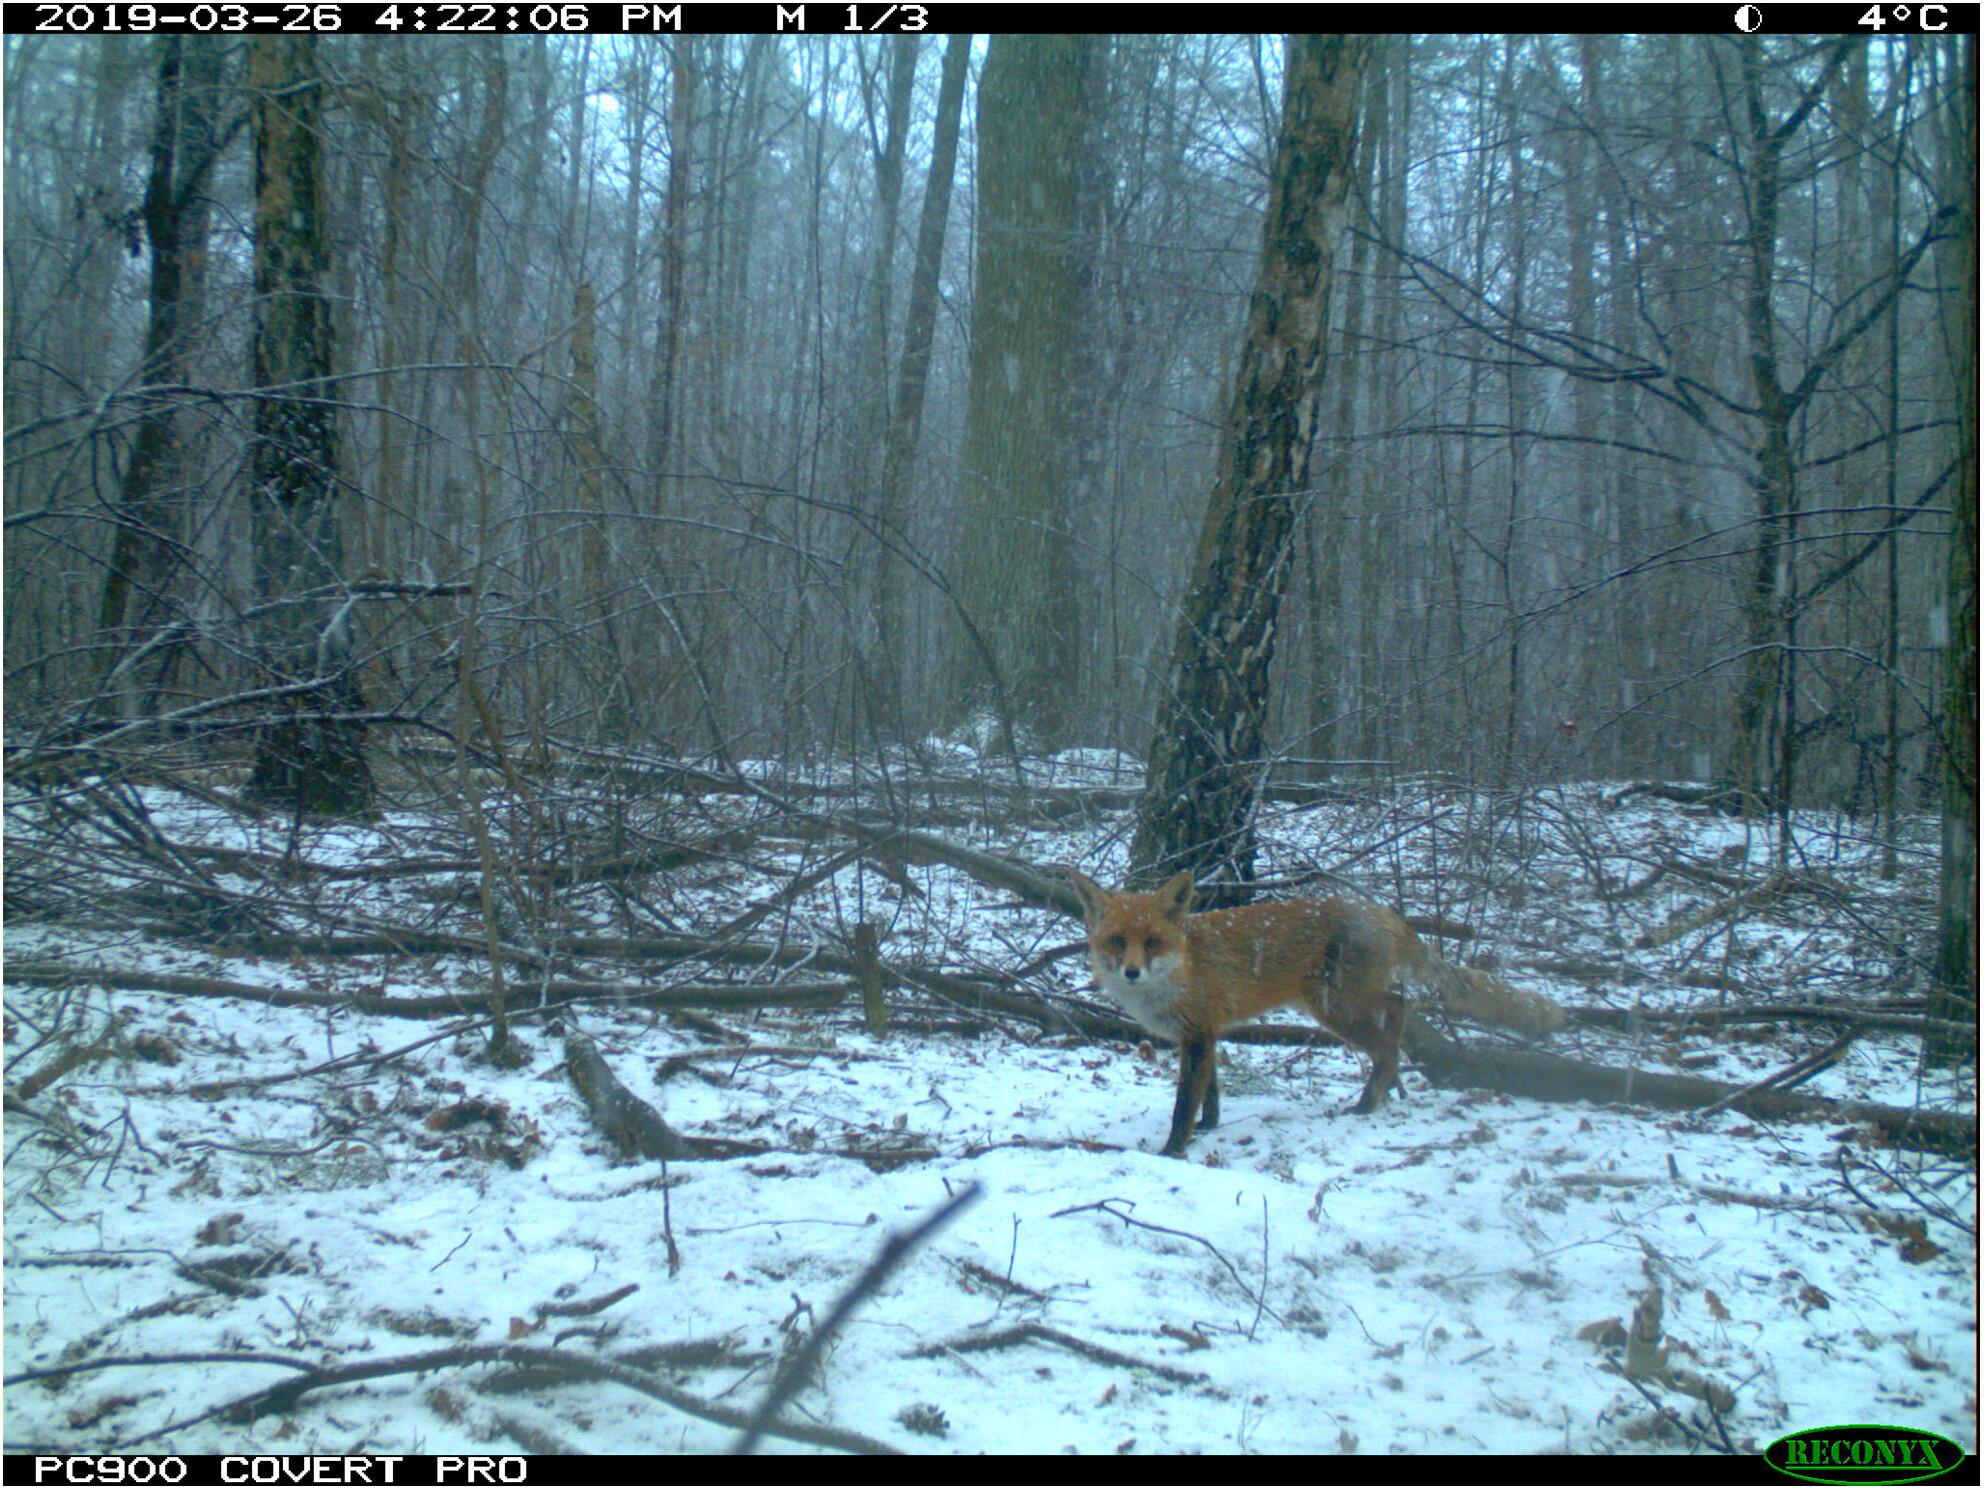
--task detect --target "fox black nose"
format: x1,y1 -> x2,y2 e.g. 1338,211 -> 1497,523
1123,967 -> 1140,981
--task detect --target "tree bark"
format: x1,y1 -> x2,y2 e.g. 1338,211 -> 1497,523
1129,35 -> 1369,895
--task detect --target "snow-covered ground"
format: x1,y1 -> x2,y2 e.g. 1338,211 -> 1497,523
4,760 -> 1974,1456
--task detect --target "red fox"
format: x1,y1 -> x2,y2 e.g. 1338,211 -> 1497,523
1066,870 -> 1565,1156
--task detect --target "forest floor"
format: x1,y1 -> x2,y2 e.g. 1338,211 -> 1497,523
3,748 -> 1975,1458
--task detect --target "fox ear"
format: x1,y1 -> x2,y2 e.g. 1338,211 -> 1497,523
1067,870 -> 1106,924
1156,871 -> 1196,918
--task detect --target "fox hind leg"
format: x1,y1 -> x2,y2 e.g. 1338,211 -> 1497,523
1342,993 -> 1405,1113
1305,978 -> 1405,1115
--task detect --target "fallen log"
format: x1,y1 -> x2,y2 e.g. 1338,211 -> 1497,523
1405,1017 -> 1975,1154
565,1029 -> 688,1160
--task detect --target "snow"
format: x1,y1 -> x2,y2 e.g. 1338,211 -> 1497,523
4,766 -> 1974,1457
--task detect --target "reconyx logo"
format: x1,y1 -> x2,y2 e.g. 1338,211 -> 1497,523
1765,1425 -> 1966,1486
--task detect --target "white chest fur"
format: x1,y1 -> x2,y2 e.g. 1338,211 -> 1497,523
1093,953 -> 1188,1041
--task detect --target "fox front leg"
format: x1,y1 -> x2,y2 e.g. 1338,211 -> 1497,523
1164,1032 -> 1218,1156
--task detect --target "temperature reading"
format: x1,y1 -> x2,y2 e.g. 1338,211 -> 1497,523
1858,3 -> 1952,28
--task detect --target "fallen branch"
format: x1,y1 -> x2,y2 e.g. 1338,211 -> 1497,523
818,818 -> 1082,916
11,1023 -> 120,1101
562,1033 -> 931,1168
5,1350 -> 318,1390
1635,872 -> 1790,949
1549,1170 -> 1937,1240
481,1407 -> 580,1457
113,1342 -> 899,1454
1573,1000 -> 1957,1043
114,832 -> 738,888
1700,1029 -> 1855,1112
533,1283 -> 641,1319
476,1334 -> 767,1395
1608,782 -> 1745,816
4,961 -> 849,1020
906,1322 -> 1211,1387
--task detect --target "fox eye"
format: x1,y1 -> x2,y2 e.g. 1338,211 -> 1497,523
1106,935 -> 1126,955
1144,938 -> 1162,957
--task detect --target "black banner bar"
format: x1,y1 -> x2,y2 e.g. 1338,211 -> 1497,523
11,1456 -> 532,1487
8,1448 -> 1981,1482
3,2 -> 1978,35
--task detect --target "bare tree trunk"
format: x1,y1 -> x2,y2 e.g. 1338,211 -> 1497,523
857,37 -> 916,477
875,31 -> 970,731
1129,35 -> 1369,896
616,42 -> 652,428
1730,40 -> 1850,833
372,82 -> 410,581
1304,48 -> 1377,775
952,34 -> 1093,749
243,35 -> 372,818
1928,35 -> 1977,1063
573,279 -> 627,739
1355,46 -> 1409,768
97,37 -> 223,710
652,37 -> 697,480
1494,39 -> 1529,787
852,36 -> 918,737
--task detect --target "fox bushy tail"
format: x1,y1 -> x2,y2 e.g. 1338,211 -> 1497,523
1408,949 -> 1565,1034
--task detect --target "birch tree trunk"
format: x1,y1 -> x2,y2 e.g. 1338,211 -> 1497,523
1129,34 -> 1369,896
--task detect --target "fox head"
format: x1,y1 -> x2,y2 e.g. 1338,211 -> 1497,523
1066,870 -> 1196,993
